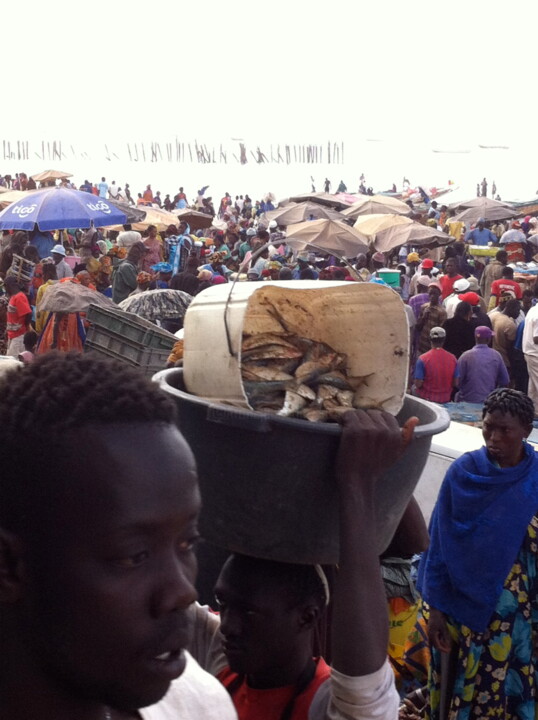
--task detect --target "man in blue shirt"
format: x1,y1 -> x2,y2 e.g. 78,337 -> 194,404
97,177 -> 108,198
456,325 -> 509,402
465,218 -> 497,247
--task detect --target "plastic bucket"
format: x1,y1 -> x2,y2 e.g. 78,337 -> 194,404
155,368 -> 450,565
377,269 -> 401,289
183,280 -> 409,416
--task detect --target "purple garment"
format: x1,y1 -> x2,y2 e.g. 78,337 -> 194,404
456,344 -> 509,403
409,293 -> 429,320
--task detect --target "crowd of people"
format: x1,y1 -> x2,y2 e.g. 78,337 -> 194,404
2,175 -> 538,719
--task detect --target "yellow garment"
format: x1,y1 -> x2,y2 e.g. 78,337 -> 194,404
35,280 -> 57,333
387,597 -> 420,668
447,220 -> 464,241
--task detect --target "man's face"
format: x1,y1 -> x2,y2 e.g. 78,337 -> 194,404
16,424 -> 200,712
428,287 -> 441,304
445,259 -> 457,276
482,410 -> 530,467
214,558 -> 304,679
52,252 -> 63,264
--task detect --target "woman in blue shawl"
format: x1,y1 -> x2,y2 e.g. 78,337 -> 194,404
418,388 -> 538,720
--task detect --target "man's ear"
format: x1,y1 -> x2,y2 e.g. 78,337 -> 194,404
298,603 -> 322,631
0,526 -> 26,603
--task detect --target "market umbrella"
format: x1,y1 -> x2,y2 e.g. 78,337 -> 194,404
0,187 -> 129,231
31,169 -> 73,183
0,189 -> 35,209
285,219 -> 369,257
342,194 -> 411,219
174,208 -> 214,231
354,215 -> 453,252
106,200 -> 146,225
130,206 -> 183,232
265,201 -> 343,226
452,203 -> 517,224
448,196 -> 514,211
118,289 -> 193,322
287,192 -> 352,210
39,281 -> 116,313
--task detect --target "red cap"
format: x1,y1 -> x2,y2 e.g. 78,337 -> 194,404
421,258 -> 434,269
458,291 -> 480,306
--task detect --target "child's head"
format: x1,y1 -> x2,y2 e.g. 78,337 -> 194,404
23,329 -> 38,353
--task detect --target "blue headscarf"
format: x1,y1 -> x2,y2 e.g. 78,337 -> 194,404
418,442 -> 538,632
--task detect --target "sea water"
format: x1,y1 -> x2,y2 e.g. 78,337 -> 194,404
1,136 -> 536,206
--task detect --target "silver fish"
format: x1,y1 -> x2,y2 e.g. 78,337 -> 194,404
278,391 -> 307,417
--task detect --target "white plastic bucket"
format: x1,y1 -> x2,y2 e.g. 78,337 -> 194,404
183,280 -> 409,415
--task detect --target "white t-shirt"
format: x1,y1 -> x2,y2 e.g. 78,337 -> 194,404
109,183 -> 119,199
523,305 -> 538,356
140,651 -> 236,720
187,603 -> 399,720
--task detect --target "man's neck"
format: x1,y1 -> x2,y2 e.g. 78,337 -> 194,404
246,648 -> 313,690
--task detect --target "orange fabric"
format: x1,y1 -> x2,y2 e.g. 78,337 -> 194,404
218,658 -> 331,720
36,313 -> 84,354
7,291 -> 31,339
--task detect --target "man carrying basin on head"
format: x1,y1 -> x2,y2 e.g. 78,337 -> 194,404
0,352 -> 236,720
188,410 -> 419,719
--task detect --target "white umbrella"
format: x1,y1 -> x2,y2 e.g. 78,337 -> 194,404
285,219 -> 369,257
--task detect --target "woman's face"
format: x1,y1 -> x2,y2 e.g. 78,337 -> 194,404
482,410 -> 531,467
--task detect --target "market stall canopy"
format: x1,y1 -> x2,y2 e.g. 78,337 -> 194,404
287,192 -> 352,210
342,194 -> 411,219
448,196 -> 514,211
452,203 -> 517,225
118,289 -> 193,322
355,215 -> 453,252
265,201 -> 343,227
39,281 -> 116,313
285,218 -> 369,257
129,206 -> 181,232
174,208 -> 214,231
0,189 -> 38,209
0,187 -> 129,231
31,169 -> 73,183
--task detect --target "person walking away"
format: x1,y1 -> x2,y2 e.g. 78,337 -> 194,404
51,244 -> 73,280
108,180 -> 119,199
490,298 -> 519,372
444,278 -> 470,318
439,257 -> 463,301
97,176 -> 108,198
456,326 -> 509,402
416,283 -> 447,354
414,326 -> 458,403
480,249 -> 507,305
418,389 -> 538,720
112,241 -> 149,303
488,265 -> 522,309
443,301 -> 476,358
4,276 -> 31,356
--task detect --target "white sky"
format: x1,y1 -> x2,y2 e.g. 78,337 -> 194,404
2,0 -> 537,147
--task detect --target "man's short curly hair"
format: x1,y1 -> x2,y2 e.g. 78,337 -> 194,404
482,388 -> 534,427
0,352 -> 177,532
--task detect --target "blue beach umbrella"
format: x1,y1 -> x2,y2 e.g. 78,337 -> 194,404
0,187 -> 128,231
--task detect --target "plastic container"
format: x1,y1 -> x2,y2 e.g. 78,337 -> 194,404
376,269 -> 401,289
468,245 -> 497,257
183,280 -> 409,416
84,304 -> 176,377
155,368 -> 450,564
